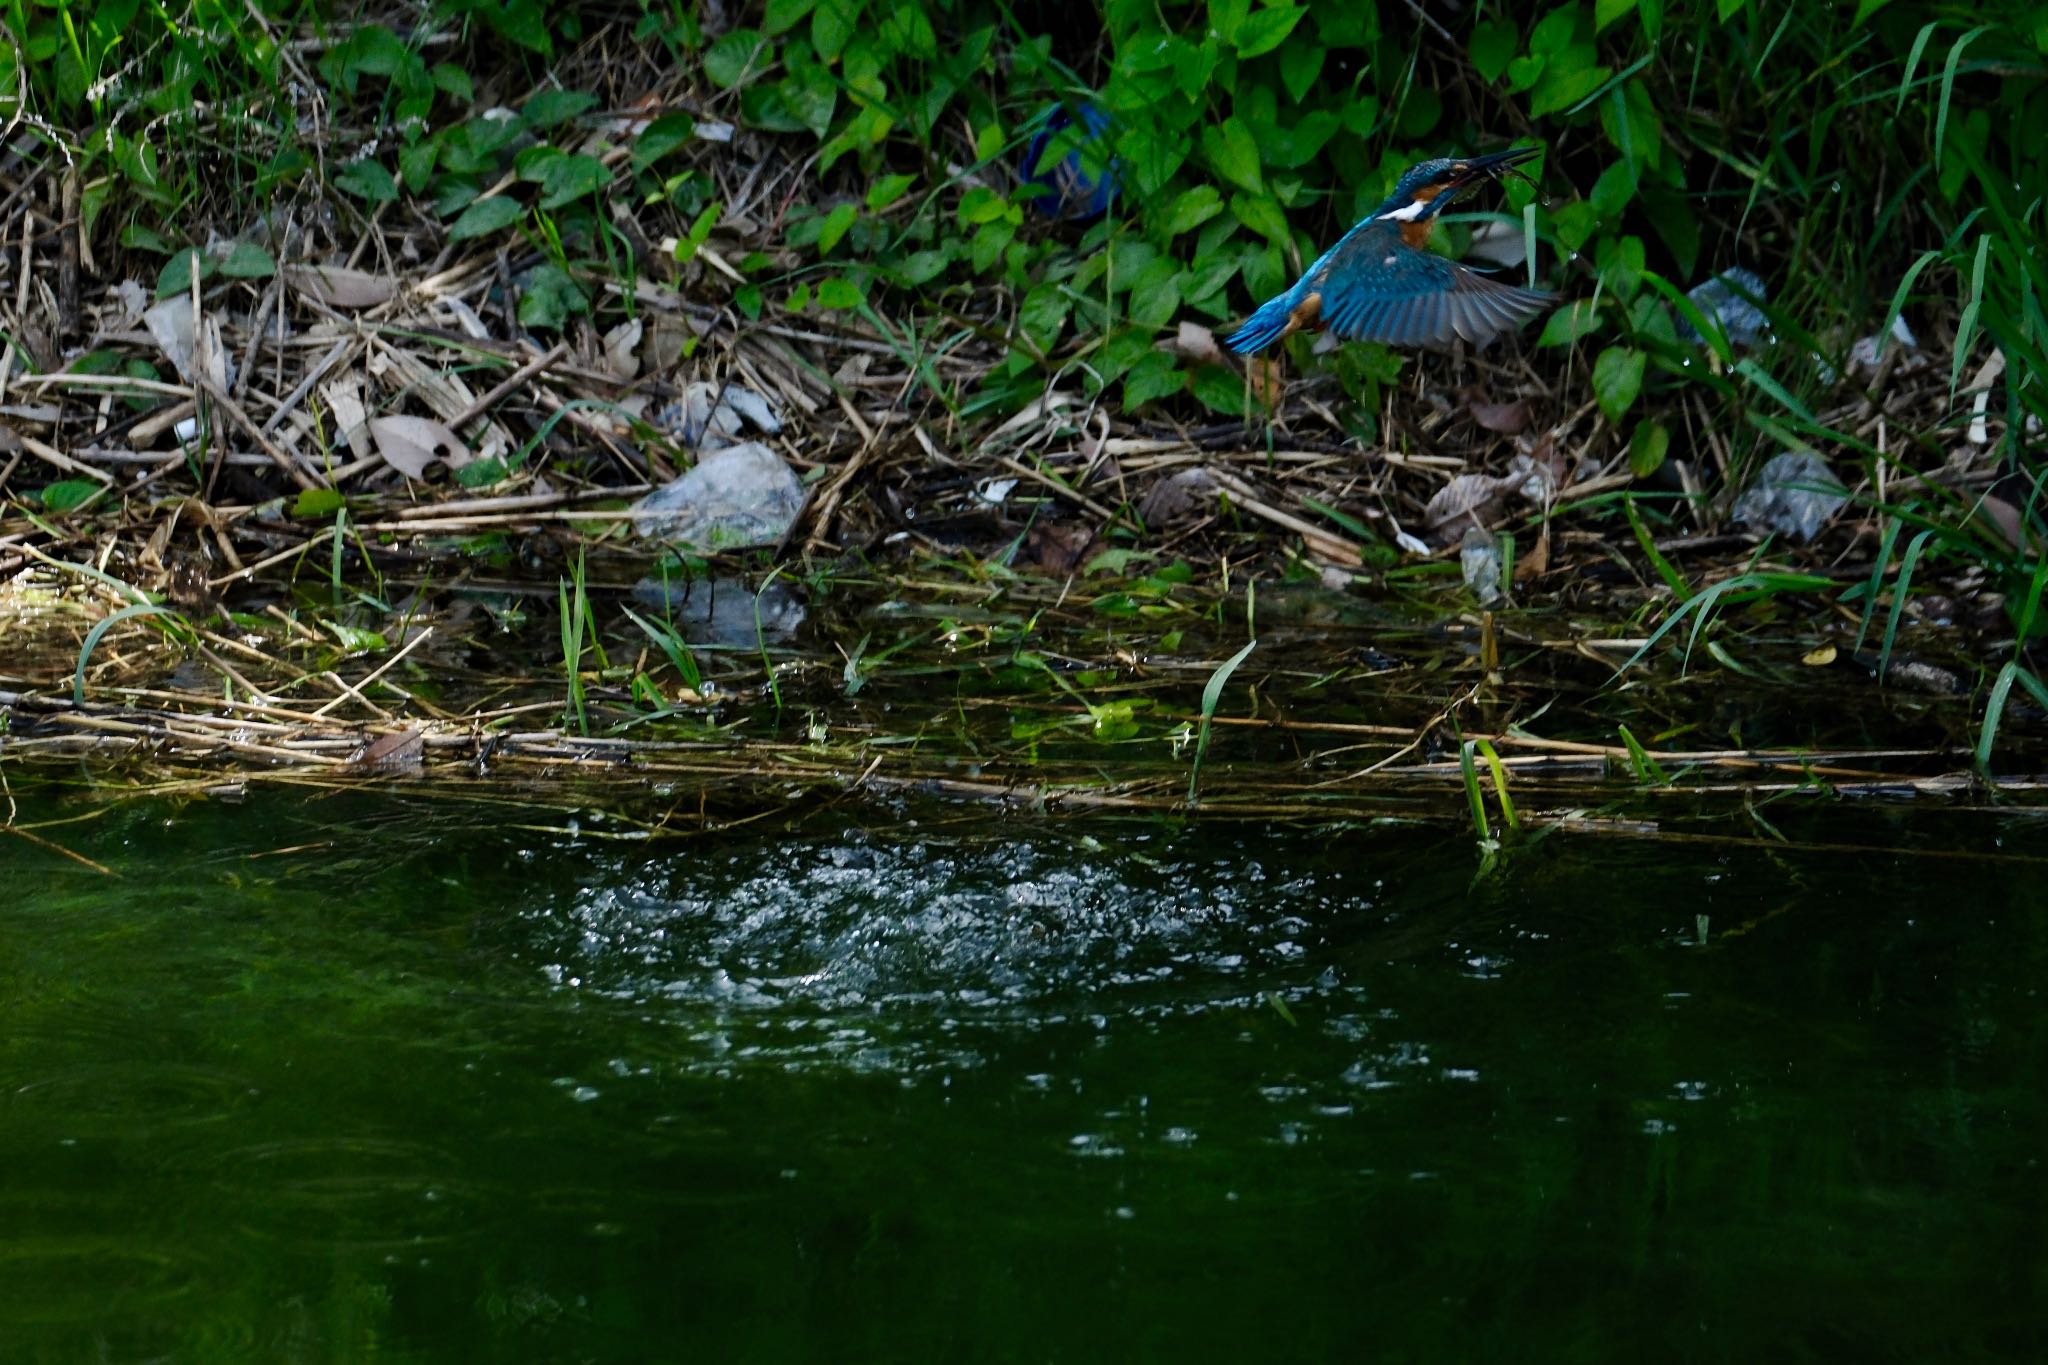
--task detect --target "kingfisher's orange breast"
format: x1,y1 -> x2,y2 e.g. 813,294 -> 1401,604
1399,219 -> 1435,249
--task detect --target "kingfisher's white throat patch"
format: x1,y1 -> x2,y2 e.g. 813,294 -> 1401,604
1377,198 -> 1431,223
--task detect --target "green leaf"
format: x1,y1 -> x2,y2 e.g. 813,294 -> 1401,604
734,283 -> 765,319
398,139 -> 438,191
517,263 -> 588,330
1530,63 -> 1611,117
1019,283 -> 1067,354
1123,351 -> 1185,408
218,242 -> 276,279
763,0 -> 817,35
40,479 -> 102,512
1589,160 -> 1637,220
633,113 -> 697,168
1190,364 -> 1247,417
1592,346 -> 1646,423
1230,191 -> 1291,244
1470,20 -> 1518,83
1278,37 -> 1325,103
1594,0 -> 1637,31
704,28 -> 768,88
816,275 -> 863,309
523,89 -> 597,129
121,224 -> 174,255
447,195 -> 524,241
1159,185 -> 1225,237
430,63 -> 474,103
335,158 -> 398,202
155,248 -> 212,298
1537,298 -> 1603,347
293,487 -> 348,519
817,201 -> 859,254
1234,5 -> 1305,58
866,174 -> 916,211
1628,420 -> 1670,477
538,153 -> 609,209
812,0 -> 860,60
1201,118 -> 1263,195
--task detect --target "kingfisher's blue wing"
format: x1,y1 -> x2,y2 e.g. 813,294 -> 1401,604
1311,221 -> 1551,348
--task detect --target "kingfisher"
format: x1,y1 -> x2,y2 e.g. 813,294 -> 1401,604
1226,147 -> 1552,355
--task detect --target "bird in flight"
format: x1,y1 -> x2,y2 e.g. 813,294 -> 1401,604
1225,147 -> 1552,355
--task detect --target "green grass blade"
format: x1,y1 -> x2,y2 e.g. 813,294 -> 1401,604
1188,638 -> 1257,804
74,603 -> 183,704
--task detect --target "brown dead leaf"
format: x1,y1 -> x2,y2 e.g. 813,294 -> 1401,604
1424,473 -> 1509,537
284,264 -> 399,310
369,415 -> 468,479
353,728 -> 425,774
1513,524 -> 1550,580
1249,355 -> 1286,408
1469,399 -> 1529,434
1024,522 -> 1098,575
1138,467 -> 1223,525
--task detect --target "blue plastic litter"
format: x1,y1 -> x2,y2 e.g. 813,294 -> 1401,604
1675,267 -> 1770,347
1022,103 -> 1120,221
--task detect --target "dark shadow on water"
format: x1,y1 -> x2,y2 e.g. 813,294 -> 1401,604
0,788 -> 2043,1362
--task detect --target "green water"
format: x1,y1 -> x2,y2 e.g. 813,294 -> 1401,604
3,789 -> 2044,1362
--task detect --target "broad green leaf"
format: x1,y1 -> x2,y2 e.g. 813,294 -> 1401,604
1235,5 -> 1306,58
816,275 -> 863,309
430,63 -> 474,103
1201,117 -> 1263,195
1278,36 -> 1324,103
1159,185 -> 1225,237
633,113 -> 697,168
763,0 -> 817,35
155,248 -> 212,298
1536,298 -> 1603,347
1628,420 -> 1670,477
866,174 -> 916,211
1123,351 -> 1184,408
1470,20 -> 1518,83
293,487 -> 348,519
539,153 -> 609,208
335,158 -> 398,202
398,139 -> 438,191
1594,0 -> 1637,32
1592,346 -> 1646,423
812,0 -> 860,60
1190,364 -> 1247,417
817,201 -> 859,253
218,242 -> 276,279
704,28 -> 768,88
447,195 -> 524,241
523,89 -> 597,129
40,479 -> 102,512
1589,160 -> 1637,220
1230,191 -> 1290,244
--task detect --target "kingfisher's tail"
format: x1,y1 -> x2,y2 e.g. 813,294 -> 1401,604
1224,291 -> 1297,355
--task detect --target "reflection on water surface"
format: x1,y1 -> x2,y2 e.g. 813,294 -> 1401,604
1,791 -> 2042,1361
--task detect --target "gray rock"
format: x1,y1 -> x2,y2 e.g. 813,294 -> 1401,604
629,576 -> 807,648
1732,451 -> 1848,542
631,441 -> 807,552
1676,267 -> 1770,348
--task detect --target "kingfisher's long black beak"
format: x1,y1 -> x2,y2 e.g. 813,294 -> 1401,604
1452,146 -> 1542,187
